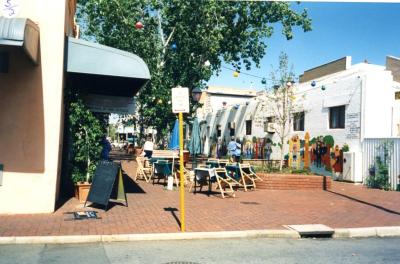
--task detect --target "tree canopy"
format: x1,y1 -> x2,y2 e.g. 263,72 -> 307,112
77,0 -> 312,139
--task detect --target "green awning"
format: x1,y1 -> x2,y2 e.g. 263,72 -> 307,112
0,16 -> 40,64
66,37 -> 150,97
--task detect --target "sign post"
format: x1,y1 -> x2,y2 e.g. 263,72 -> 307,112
172,86 -> 189,232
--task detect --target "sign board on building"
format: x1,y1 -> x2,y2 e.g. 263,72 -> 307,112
172,87 -> 189,113
345,112 -> 361,139
84,94 -> 136,114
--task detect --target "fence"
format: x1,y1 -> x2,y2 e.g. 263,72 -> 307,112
362,138 -> 400,190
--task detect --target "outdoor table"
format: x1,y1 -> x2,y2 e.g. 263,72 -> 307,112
194,168 -> 216,196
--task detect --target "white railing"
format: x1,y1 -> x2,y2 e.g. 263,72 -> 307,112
362,138 -> 400,190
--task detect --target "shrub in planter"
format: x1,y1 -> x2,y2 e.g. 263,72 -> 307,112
67,99 -> 105,201
366,157 -> 390,190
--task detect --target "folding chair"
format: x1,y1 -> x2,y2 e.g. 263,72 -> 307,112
214,168 -> 236,198
218,159 -> 229,168
135,156 -> 151,182
239,163 -> 258,191
240,163 -> 263,181
152,161 -> 172,186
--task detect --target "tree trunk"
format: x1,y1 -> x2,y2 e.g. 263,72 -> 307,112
279,138 -> 284,171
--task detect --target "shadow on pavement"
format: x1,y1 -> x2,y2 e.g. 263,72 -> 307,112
164,207 -> 181,228
327,190 -> 400,215
122,172 -> 146,194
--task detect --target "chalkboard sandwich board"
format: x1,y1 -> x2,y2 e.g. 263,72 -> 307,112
84,160 -> 127,210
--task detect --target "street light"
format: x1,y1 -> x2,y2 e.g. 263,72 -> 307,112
191,87 -> 203,169
191,87 -> 202,103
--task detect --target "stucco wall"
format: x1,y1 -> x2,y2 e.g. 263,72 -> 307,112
202,63 -> 396,183
0,0 -> 67,213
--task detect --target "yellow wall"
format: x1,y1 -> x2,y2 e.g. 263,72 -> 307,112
0,0 -> 68,213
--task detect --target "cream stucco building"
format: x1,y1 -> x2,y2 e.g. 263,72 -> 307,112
0,0 -> 149,214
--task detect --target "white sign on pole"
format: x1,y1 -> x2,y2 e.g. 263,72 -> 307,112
172,87 -> 189,113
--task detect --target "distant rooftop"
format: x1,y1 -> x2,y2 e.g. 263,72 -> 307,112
299,55 -> 400,83
299,56 -> 351,83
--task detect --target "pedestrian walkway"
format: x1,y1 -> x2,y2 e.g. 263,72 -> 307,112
0,160 -> 399,237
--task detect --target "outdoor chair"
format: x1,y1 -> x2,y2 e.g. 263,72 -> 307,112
218,159 -> 229,167
240,163 -> 263,181
239,163 -> 259,191
152,161 -> 173,186
135,156 -> 152,182
214,168 -> 236,198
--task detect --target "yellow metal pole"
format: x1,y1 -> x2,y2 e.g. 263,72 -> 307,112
178,112 -> 186,232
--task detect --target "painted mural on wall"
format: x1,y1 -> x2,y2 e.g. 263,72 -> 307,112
286,132 -> 345,177
241,137 -> 275,160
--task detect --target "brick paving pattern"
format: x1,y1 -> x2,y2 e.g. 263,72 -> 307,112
0,158 -> 399,237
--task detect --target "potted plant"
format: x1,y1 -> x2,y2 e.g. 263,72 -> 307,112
69,99 -> 104,203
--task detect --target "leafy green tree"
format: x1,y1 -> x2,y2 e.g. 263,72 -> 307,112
77,0 -> 312,139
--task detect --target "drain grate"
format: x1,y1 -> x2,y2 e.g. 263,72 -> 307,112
286,224 -> 334,238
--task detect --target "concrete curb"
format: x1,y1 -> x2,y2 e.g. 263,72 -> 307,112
333,226 -> 400,238
1,226 -> 400,244
0,230 -> 299,244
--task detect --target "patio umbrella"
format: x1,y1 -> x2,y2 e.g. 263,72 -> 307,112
168,119 -> 180,175
169,119 -> 179,150
189,117 -> 201,168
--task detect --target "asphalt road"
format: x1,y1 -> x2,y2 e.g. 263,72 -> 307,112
1,237 -> 399,264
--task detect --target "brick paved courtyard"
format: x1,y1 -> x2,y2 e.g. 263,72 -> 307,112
0,159 -> 399,237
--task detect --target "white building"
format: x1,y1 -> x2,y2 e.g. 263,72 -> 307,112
201,56 -> 400,184
197,86 -> 256,119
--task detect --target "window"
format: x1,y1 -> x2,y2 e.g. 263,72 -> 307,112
293,112 -> 305,131
217,125 -> 221,137
329,105 -> 345,129
246,120 -> 252,135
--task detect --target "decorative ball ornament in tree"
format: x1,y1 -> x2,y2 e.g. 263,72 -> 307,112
311,80 -> 316,87
233,71 -> 239,77
261,78 -> 266,84
171,43 -> 177,50
204,60 -> 211,67
135,21 -> 144,30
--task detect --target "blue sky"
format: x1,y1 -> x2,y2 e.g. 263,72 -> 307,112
207,2 -> 400,91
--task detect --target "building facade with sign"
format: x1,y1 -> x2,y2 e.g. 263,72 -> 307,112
0,0 -> 150,214
201,56 -> 400,183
